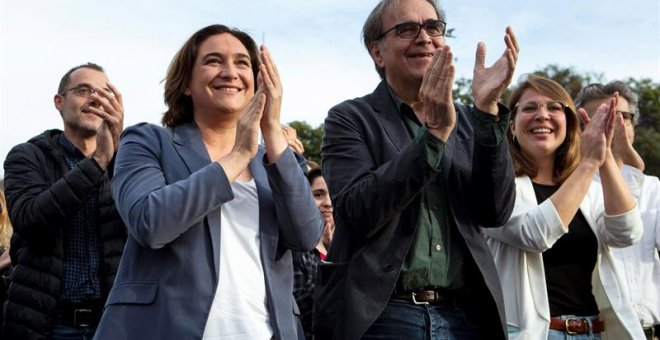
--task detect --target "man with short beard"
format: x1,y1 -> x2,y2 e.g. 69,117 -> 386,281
2,63 -> 126,339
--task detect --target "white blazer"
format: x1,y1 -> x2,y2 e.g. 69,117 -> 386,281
483,176 -> 644,340
609,165 -> 660,328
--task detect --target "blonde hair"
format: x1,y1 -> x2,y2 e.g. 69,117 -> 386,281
0,191 -> 12,248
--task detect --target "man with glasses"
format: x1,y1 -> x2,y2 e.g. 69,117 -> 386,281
2,63 -> 127,339
315,0 -> 519,339
576,81 -> 660,340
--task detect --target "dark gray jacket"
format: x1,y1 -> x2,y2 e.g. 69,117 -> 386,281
314,82 -> 516,340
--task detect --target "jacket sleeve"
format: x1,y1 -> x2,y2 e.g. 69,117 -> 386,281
111,124 -> 234,249
3,142 -> 107,242
586,180 -> 643,248
321,100 -> 441,239
483,177 -> 568,252
467,104 -> 516,228
264,148 -> 323,252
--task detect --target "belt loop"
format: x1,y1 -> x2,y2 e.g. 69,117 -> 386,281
585,317 -> 594,338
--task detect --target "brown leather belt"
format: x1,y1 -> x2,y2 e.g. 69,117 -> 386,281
549,317 -> 605,334
392,289 -> 452,305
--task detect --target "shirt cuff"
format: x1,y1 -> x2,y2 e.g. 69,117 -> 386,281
414,125 -> 445,170
472,103 -> 511,146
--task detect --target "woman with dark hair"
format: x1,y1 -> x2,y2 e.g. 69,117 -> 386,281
293,167 -> 335,339
94,24 -> 323,339
483,75 -> 644,339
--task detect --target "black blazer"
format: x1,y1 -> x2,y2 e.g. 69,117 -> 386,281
314,82 -> 516,340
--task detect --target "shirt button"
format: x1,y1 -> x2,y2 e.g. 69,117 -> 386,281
435,244 -> 441,251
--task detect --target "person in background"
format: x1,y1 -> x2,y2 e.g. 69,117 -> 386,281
94,24 -> 322,340
315,0 -> 520,338
2,63 -> 126,340
0,182 -> 13,334
282,124 -> 305,156
575,81 -> 660,340
293,167 -> 334,339
483,75 -> 644,339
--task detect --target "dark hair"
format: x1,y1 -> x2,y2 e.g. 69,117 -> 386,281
307,167 -> 323,186
507,75 -> 581,184
161,24 -> 261,127
362,0 -> 445,79
57,63 -> 105,94
574,81 -> 639,124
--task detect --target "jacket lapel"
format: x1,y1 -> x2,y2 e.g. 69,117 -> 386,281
519,177 -> 551,322
249,148 -> 279,268
172,122 -> 222,279
367,82 -> 411,151
172,122 -> 211,174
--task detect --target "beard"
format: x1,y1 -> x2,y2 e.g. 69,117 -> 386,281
62,111 -> 102,138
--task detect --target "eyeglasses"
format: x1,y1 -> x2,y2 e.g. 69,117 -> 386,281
618,111 -> 636,126
513,101 -> 568,114
61,84 -> 112,98
378,20 -> 446,40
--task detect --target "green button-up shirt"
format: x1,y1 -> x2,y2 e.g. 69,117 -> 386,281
387,85 -> 508,292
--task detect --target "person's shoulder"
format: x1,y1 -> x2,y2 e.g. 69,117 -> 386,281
6,130 -> 59,159
330,82 -> 387,112
641,172 -> 660,194
330,93 -> 374,113
124,122 -> 165,134
122,122 -> 170,140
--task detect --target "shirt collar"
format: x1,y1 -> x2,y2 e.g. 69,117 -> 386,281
385,82 -> 422,126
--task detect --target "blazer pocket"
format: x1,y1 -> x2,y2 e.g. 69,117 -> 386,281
106,281 -> 158,306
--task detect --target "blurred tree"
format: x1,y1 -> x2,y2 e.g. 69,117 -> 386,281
532,65 -> 604,99
286,120 -> 324,165
452,77 -> 474,105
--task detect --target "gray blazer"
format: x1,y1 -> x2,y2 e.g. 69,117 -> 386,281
314,82 -> 516,339
94,122 -> 323,340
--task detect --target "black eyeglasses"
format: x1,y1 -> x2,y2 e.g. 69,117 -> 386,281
378,19 -> 446,40
61,84 -> 113,98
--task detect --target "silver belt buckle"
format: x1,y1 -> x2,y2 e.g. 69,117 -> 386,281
411,292 -> 429,305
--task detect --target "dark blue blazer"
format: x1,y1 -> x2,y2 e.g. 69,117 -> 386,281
95,122 -> 323,340
314,82 -> 516,339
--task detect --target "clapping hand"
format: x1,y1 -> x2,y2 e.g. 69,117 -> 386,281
472,26 -> 519,115
91,83 -> 124,169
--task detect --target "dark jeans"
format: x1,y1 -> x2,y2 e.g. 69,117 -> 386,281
362,299 -> 484,340
51,323 -> 96,340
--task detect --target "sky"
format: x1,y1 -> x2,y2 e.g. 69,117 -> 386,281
1,0 -> 659,177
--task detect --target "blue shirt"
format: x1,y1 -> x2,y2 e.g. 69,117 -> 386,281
58,134 -> 102,303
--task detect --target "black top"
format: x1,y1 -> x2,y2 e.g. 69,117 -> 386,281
532,182 -> 599,317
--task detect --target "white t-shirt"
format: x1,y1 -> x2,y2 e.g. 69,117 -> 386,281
202,178 -> 273,340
